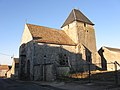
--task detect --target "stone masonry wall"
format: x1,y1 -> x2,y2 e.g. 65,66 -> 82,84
62,21 -> 101,66
32,43 -> 77,81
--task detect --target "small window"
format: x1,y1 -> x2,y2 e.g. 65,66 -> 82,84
43,55 -> 47,64
68,25 -> 69,29
84,23 -> 86,27
58,53 -> 68,66
102,50 -> 104,52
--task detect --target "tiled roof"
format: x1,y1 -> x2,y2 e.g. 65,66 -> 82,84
0,65 -> 9,70
104,46 -> 120,52
61,9 -> 94,28
27,24 -> 76,46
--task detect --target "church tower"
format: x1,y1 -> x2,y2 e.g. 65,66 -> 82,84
62,9 -> 101,65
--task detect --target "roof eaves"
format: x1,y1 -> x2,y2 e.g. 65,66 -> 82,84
76,20 -> 94,25
36,41 -> 77,46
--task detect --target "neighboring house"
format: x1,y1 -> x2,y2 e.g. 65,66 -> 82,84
98,46 -> 120,71
19,9 -> 101,81
0,65 -> 9,78
6,66 -> 12,78
7,69 -> 11,78
11,58 -> 19,78
7,58 -> 19,79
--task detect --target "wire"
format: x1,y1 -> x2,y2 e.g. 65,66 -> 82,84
0,52 -> 12,57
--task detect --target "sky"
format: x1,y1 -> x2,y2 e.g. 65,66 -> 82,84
0,0 -> 120,65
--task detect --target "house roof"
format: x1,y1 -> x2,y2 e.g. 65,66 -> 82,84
104,46 -> 120,52
27,24 -> 76,46
0,65 -> 9,70
61,9 -> 94,28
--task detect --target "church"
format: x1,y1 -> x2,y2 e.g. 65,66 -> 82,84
19,9 -> 101,81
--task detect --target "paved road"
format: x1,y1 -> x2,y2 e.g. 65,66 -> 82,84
0,78 -> 64,90
0,78 -> 120,90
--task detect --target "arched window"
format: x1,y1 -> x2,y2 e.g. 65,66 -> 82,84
58,53 -> 69,66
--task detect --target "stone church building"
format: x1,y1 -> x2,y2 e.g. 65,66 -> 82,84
19,9 -> 101,81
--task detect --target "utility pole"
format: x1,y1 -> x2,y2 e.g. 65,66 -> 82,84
114,61 -> 118,85
88,62 -> 91,83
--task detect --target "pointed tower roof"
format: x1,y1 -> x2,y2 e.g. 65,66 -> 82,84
61,9 -> 94,28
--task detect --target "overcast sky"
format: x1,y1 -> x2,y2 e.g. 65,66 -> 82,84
0,0 -> 120,65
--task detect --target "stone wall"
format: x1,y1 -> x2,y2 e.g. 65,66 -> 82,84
20,42 -> 77,81
22,42 -> 100,81
62,21 -> 101,67
19,41 -> 34,80
32,43 -> 77,81
62,21 -> 78,44
62,21 -> 97,52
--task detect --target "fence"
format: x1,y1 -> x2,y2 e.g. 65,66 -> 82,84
57,61 -> 120,85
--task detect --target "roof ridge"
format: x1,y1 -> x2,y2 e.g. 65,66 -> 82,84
73,9 -> 77,21
27,23 -> 62,31
105,46 -> 120,50
104,46 -> 120,52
